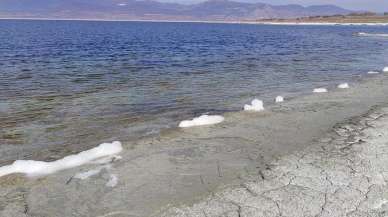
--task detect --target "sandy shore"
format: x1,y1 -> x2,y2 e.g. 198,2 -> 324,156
2,73 -> 388,217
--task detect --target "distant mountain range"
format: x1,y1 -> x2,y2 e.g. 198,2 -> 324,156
0,0 -> 353,21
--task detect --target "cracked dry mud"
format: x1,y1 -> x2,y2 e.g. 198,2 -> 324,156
161,108 -> 388,217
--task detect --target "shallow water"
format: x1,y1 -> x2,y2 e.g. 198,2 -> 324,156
1,20 -> 388,162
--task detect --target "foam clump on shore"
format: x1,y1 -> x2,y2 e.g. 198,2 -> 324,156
368,71 -> 380,74
338,83 -> 349,89
275,96 -> 284,103
383,67 -> 388,72
0,141 -> 122,178
179,115 -> 224,128
244,99 -> 264,111
313,88 -> 328,93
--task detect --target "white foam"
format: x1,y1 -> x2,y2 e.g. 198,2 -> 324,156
337,83 -> 349,89
106,174 -> 118,187
179,115 -> 224,128
368,71 -> 380,74
0,141 -> 123,177
383,67 -> 388,72
358,32 -> 388,37
275,96 -> 284,103
244,99 -> 264,112
313,88 -> 328,93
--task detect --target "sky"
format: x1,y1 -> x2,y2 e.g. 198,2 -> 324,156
158,0 -> 388,12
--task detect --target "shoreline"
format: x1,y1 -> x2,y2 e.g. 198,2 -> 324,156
161,103 -> 388,217
2,71 -> 388,216
1,17 -> 388,26
0,67 -> 379,166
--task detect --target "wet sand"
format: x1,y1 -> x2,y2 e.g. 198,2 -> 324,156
2,73 -> 388,217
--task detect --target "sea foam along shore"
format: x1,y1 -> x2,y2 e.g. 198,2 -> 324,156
313,88 -> 328,93
275,96 -> 284,103
338,83 -> 350,89
244,99 -> 265,111
0,141 -> 122,177
179,115 -> 225,128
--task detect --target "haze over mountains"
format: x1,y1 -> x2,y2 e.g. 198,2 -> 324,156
0,0 -> 353,21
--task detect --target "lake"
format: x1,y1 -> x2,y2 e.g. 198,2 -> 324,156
1,20 -> 388,162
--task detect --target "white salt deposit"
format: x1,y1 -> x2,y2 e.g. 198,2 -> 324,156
0,141 -> 122,177
275,96 -> 284,103
313,88 -> 328,93
179,115 -> 224,128
106,174 -> 118,187
368,71 -> 380,74
244,99 -> 264,112
337,83 -> 349,89
383,67 -> 388,72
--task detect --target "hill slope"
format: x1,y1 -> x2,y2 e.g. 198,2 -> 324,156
0,0 -> 352,21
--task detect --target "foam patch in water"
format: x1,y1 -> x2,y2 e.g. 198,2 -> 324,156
275,96 -> 284,103
313,88 -> 328,93
368,71 -> 380,74
244,99 -> 265,111
383,67 -> 388,72
338,83 -> 349,89
0,141 -> 122,177
179,115 -> 224,128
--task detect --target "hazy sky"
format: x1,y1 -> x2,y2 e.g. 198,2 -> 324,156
159,0 -> 388,12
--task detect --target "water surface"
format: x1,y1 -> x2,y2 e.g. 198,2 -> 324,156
1,20 -> 388,162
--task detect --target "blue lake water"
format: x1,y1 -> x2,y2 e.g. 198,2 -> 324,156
1,20 -> 388,160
